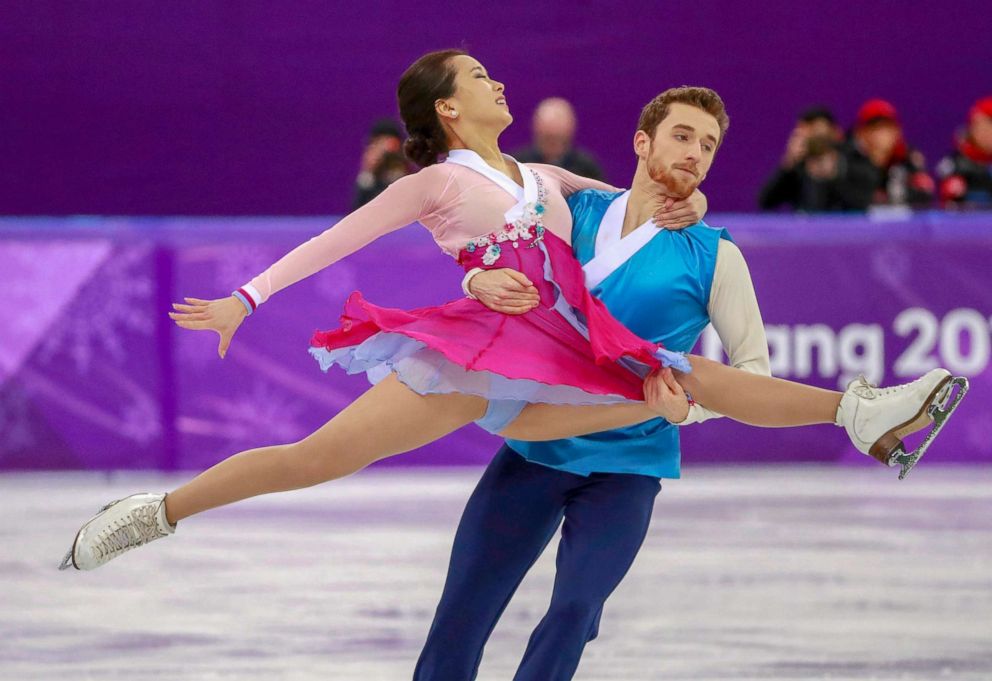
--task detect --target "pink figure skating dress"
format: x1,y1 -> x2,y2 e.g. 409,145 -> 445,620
239,149 -> 689,423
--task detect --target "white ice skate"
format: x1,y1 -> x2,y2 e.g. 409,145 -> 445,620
58,493 -> 175,571
836,368 -> 969,479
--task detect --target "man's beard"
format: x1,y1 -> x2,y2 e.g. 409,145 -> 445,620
646,157 -> 699,200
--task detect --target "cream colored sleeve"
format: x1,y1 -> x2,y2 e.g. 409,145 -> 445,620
678,239 -> 771,426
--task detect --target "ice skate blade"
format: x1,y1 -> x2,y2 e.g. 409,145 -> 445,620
57,500 -> 116,571
58,524 -> 84,570
891,376 -> 969,480
867,376 -> 953,466
58,547 -> 76,571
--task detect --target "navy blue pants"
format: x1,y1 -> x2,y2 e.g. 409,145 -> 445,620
413,445 -> 661,681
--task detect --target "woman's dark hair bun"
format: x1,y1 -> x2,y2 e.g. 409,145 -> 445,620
403,133 -> 442,169
397,49 -> 468,168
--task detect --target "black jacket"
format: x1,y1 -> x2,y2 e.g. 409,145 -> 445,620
758,154 -> 876,212
936,139 -> 992,207
842,140 -> 934,208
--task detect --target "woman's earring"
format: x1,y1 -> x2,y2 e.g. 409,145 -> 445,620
451,111 -> 459,118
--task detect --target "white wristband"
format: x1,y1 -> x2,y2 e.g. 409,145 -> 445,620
461,267 -> 485,300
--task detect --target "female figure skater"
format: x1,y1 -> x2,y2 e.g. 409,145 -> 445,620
60,50 -> 965,571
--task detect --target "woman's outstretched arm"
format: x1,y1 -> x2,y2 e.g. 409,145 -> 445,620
245,168 -> 446,305
528,162 -> 707,228
169,167 -> 449,356
527,162 -> 620,195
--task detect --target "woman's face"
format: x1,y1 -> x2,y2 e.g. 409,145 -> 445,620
440,55 -> 512,132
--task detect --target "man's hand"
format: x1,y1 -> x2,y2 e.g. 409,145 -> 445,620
782,125 -> 808,168
654,189 -> 708,230
468,268 -> 540,315
643,367 -> 690,423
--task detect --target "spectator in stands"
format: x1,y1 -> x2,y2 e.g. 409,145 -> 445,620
353,119 -> 413,208
842,99 -> 934,209
512,97 -> 605,181
758,107 -> 873,212
936,96 -> 992,208
760,135 -> 877,212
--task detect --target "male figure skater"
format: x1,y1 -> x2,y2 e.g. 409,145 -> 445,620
414,87 -> 770,680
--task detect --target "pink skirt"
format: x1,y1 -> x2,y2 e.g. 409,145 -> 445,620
308,224 -> 689,410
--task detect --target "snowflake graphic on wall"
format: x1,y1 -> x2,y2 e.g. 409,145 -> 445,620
118,388 -> 162,445
870,244 -> 911,288
0,385 -> 36,454
965,417 -> 992,456
5,241 -> 110,337
174,326 -> 219,370
212,245 -> 281,292
185,380 -> 309,453
38,245 -> 155,374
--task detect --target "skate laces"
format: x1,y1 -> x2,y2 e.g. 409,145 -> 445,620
851,375 -> 878,399
92,502 -> 167,561
851,375 -> 915,400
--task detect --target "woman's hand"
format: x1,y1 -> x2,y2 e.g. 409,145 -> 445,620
468,268 -> 540,315
168,296 -> 247,358
653,188 -> 708,230
643,367 -> 690,423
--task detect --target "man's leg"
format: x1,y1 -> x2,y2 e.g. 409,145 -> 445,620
413,445 -> 576,681
513,472 -> 662,681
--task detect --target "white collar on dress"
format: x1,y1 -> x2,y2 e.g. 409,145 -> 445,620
445,149 -> 537,209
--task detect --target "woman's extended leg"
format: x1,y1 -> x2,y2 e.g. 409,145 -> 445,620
101,357 -> 941,525
501,356 -> 841,441
164,374 -> 488,523
61,364 -> 956,570
165,377 -> 656,524
62,377 -> 666,570
676,354 -> 840,426
503,357 -> 956,460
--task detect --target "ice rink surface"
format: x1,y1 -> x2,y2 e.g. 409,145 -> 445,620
1,465 -> 990,680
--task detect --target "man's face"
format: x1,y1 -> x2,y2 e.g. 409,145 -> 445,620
805,117 -> 837,140
970,113 -> 992,154
533,106 -> 576,161
535,125 -> 572,162
372,134 -> 402,154
638,103 -> 721,199
858,121 -> 901,165
362,134 -> 402,172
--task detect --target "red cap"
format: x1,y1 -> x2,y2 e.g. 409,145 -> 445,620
969,96 -> 992,123
857,99 -> 899,127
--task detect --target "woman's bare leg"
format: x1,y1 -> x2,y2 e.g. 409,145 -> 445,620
501,402 -> 658,441
164,375 -> 487,524
503,354 -> 843,440
676,355 -> 840,426
163,356 -> 843,523
164,372 -> 694,523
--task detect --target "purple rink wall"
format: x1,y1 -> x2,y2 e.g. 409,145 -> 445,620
1,212 -> 990,471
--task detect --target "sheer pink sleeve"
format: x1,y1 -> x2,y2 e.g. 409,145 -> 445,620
245,170 -> 442,305
525,163 -> 622,196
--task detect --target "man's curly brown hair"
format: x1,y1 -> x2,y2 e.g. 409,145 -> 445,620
637,86 -> 729,146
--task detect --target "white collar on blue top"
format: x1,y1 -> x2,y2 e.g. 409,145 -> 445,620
582,190 -> 662,290
445,149 -> 538,223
